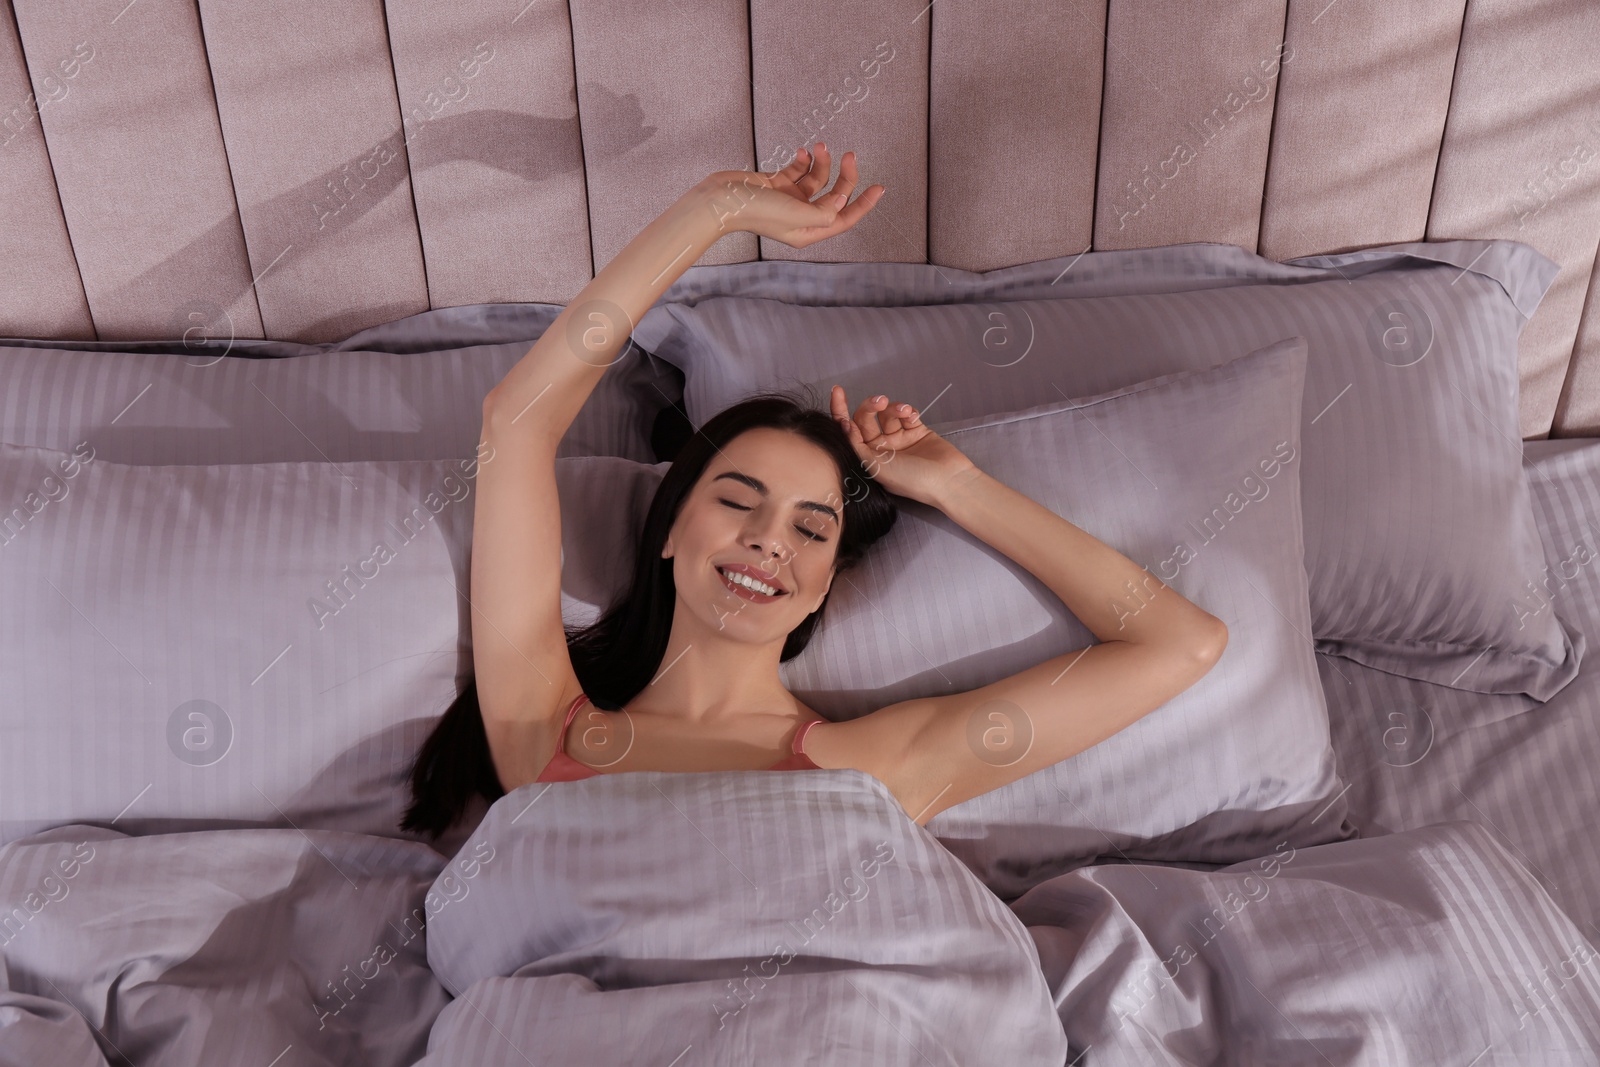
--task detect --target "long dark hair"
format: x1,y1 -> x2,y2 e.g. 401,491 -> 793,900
400,386 -> 899,841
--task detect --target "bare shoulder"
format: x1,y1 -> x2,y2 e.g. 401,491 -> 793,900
796,697 -> 950,827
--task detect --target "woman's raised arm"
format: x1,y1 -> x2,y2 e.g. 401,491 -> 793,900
470,145 -> 883,782
483,143 -> 884,443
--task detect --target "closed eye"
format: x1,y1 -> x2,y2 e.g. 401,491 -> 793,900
718,499 -> 828,542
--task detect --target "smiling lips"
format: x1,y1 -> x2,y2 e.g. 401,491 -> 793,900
716,565 -> 786,602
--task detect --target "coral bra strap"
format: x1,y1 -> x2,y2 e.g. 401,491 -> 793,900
557,693 -> 588,753
794,717 -> 820,757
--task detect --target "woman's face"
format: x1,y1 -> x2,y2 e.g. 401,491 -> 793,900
661,427 -> 846,641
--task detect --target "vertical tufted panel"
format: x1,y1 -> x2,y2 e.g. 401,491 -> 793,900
929,0 -> 1103,273
1094,0 -> 1288,251
0,11 -> 93,340
12,0 -> 262,343
196,0 -> 428,343
750,0 -> 926,264
570,0 -> 757,273
1426,0 -> 1600,439
384,1 -> 592,308
1258,0 -> 1465,261
0,0 -> 1596,431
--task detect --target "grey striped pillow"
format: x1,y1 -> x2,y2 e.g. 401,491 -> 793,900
0,443 -> 474,846
633,239 -> 1582,702
0,305 -> 681,466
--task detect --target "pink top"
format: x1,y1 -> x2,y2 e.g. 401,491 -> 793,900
534,693 -> 824,783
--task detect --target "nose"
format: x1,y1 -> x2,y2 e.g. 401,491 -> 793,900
747,534 -> 789,563
743,512 -> 794,567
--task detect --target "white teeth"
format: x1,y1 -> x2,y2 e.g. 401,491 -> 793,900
720,568 -> 780,596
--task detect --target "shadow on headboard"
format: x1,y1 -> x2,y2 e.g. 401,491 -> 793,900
0,0 -> 1596,437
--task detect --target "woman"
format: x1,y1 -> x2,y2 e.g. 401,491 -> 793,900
403,142 -> 1227,841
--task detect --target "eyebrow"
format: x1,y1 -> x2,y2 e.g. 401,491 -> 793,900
712,471 -> 839,523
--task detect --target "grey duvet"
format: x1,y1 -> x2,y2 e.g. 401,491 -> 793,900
418,769 -> 1070,1066
5,775 -> 1600,1065
1018,820 -> 1600,1065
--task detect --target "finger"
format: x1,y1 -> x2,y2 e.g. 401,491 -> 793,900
865,396 -> 907,443
875,396 -> 904,436
823,150 -> 859,209
831,385 -> 867,450
797,141 -> 830,198
854,394 -> 886,445
774,146 -> 810,185
832,175 -> 883,225
829,384 -> 850,422
831,384 -> 860,434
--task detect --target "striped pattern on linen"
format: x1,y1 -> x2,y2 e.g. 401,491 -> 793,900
0,442 -> 472,846
0,825 -> 452,1067
1318,436 -> 1600,937
0,299 -> 683,465
1012,819 -> 1600,1064
633,238 -> 1581,702
421,768 -> 1071,1067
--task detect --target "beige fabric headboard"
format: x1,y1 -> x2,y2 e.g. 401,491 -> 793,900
2,0 -> 1597,437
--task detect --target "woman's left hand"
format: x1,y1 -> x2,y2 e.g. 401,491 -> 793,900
831,386 -> 977,507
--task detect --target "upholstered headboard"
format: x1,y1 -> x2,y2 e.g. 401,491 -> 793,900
2,0 -> 1597,437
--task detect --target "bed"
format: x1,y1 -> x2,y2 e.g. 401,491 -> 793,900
4,2 -> 1600,1065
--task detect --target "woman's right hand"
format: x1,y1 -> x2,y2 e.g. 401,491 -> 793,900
699,142 -> 886,249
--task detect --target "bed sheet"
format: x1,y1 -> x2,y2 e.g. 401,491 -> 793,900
1311,436 -> 1600,936
1014,820 -> 1600,1064
0,825 -> 453,1067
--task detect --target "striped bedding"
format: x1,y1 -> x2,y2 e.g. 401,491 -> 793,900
1018,820 -> 1600,1064
998,435 -> 1600,1067
419,771 -> 1072,1066
0,301 -> 682,465
1006,436 -> 1600,1064
2,325 -> 1599,1064
1316,436 -> 1600,938
8,781 -> 1596,1064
